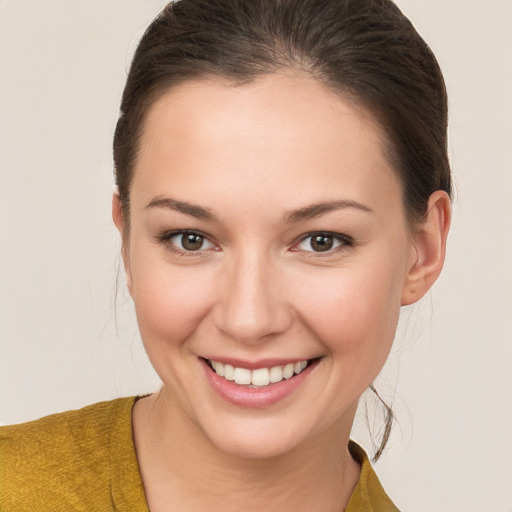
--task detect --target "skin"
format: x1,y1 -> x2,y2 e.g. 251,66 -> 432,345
113,74 -> 450,511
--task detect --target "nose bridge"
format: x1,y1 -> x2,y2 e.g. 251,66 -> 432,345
216,246 -> 291,343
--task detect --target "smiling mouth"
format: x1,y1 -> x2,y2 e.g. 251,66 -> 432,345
205,358 -> 319,388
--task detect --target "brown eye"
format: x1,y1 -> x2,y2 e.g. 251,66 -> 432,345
181,233 -> 205,251
161,231 -> 216,253
310,235 -> 334,252
295,232 -> 351,254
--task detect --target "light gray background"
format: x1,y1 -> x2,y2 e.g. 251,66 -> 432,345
1,1 -> 511,511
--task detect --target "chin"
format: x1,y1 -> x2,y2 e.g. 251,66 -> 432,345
200,418 -> 309,460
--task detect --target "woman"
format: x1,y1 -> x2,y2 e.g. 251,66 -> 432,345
0,0 -> 451,510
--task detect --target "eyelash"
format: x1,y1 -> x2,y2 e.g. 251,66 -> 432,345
155,230 -> 216,258
155,230 -> 353,257
294,232 -> 354,256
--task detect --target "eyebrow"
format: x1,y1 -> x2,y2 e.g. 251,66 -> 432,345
283,200 -> 373,224
145,196 -> 218,221
145,196 -> 372,223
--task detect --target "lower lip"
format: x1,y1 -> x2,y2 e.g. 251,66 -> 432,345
201,358 -> 318,408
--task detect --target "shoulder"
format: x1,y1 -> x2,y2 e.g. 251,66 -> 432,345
1,396 -> 134,449
0,397 -> 145,512
0,397 -> 135,470
345,441 -> 401,512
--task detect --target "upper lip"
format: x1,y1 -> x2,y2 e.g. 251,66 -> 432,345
201,356 -> 317,370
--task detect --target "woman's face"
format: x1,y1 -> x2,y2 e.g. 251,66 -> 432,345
121,74 -> 416,458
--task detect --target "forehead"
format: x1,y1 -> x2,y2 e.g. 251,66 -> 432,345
132,74 -> 401,216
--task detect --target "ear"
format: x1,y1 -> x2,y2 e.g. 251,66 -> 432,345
112,193 -> 133,293
401,190 -> 451,306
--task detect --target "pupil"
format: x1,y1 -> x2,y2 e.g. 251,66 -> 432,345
182,234 -> 203,251
311,235 -> 333,252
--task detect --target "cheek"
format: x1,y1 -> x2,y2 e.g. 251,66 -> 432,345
129,253 -> 216,347
291,258 -> 405,364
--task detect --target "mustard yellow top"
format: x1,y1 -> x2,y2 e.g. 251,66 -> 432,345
0,397 -> 399,511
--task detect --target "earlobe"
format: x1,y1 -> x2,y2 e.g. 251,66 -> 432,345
401,190 -> 451,306
112,193 -> 133,293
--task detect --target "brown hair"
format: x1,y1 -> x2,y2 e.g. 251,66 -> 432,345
113,0 -> 451,459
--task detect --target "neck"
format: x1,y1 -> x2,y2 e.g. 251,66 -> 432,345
133,390 -> 360,512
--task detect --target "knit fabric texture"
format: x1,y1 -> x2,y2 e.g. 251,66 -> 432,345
0,397 -> 399,511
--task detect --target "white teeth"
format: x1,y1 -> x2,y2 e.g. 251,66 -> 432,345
251,368 -> 270,386
269,366 -> 283,383
209,359 -> 310,387
283,363 -> 295,379
214,361 -> 224,377
233,367 -> 251,385
224,364 -> 235,381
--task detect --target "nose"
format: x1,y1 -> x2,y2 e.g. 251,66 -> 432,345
214,250 -> 292,344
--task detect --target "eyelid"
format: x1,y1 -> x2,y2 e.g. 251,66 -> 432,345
156,229 -> 218,256
155,229 -> 353,257
292,231 -> 353,254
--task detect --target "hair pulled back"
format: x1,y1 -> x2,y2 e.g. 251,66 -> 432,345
114,0 -> 451,228
113,0 -> 451,459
